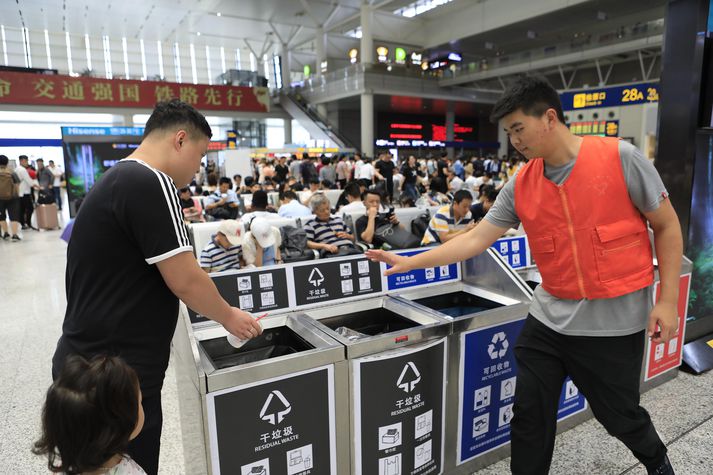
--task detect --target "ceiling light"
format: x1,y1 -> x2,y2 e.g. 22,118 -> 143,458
216,12 -> 222,17
197,32 -> 201,36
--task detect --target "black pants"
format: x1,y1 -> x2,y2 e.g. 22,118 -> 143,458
127,392 -> 163,475
19,194 -> 33,227
510,315 -> 667,475
53,187 -> 62,209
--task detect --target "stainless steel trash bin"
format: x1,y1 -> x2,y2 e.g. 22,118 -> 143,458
302,296 -> 451,475
173,307 -> 350,475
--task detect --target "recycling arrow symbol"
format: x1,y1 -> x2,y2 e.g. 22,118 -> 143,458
308,267 -> 325,287
487,331 -> 509,360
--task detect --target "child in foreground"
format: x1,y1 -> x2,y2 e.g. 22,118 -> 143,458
34,355 -> 146,474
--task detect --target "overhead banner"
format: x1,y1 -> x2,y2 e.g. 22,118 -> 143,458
560,82 -> 659,111
0,71 -> 270,112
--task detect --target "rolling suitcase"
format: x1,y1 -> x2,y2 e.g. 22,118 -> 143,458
36,203 -> 60,230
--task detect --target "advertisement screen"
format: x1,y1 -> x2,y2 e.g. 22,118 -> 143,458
686,130 -> 713,327
62,127 -> 143,216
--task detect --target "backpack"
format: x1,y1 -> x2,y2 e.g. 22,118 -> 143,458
0,169 -> 18,200
279,225 -> 314,262
410,211 -> 431,240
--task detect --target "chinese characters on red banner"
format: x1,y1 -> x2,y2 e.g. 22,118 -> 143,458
0,71 -> 270,112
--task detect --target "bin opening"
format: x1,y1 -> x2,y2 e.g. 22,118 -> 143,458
318,308 -> 418,337
413,291 -> 502,318
199,327 -> 314,370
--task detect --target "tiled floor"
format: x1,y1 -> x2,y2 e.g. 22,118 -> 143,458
1,223 -> 712,474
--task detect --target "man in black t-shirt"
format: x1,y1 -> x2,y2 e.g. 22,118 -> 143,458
51,100 -> 262,475
274,156 -> 289,184
374,153 -> 396,203
437,152 -> 450,179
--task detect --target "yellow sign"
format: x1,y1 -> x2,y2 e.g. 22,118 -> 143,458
572,91 -> 606,109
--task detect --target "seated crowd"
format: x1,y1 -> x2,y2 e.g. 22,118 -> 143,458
189,151 -> 517,269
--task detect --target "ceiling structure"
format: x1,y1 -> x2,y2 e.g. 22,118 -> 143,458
2,0 -> 666,80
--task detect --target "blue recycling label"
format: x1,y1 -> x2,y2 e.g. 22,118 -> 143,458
386,249 -> 459,291
490,236 -> 529,269
458,318 -> 587,464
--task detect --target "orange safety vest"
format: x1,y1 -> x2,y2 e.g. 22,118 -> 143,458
514,136 -> 654,300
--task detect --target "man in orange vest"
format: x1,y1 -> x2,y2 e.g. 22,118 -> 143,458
367,77 -> 682,475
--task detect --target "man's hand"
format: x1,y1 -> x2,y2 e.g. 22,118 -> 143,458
335,231 -> 351,239
222,307 -> 263,340
648,301 -> 679,344
366,249 -> 410,276
466,222 -> 477,231
325,244 -> 339,253
388,214 -> 399,225
367,207 -> 378,219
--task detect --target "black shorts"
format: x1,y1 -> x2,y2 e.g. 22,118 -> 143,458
0,198 -> 20,222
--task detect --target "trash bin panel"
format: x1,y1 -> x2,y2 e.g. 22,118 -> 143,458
206,365 -> 337,475
352,338 -> 447,475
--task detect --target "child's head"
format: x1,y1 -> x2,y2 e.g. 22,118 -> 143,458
33,355 -> 143,474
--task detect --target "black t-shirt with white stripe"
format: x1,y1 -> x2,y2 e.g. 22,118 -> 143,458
52,159 -> 192,395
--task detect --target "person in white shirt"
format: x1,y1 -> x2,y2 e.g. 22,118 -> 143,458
353,153 -> 364,181
242,217 -> 282,267
277,190 -> 312,218
48,160 -> 64,210
449,169 -> 464,193
338,181 -> 366,213
464,171 -> 478,195
15,156 -> 37,230
357,157 -> 375,184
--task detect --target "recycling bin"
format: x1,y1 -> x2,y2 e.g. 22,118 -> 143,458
393,249 -> 591,474
173,306 -> 350,475
302,296 -> 452,475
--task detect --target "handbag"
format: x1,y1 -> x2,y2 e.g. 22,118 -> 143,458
375,223 -> 421,249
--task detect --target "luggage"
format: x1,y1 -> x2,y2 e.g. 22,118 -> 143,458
38,188 -> 55,205
410,211 -> 431,240
36,203 -> 60,230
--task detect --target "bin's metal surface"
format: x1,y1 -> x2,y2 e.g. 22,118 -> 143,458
302,296 -> 451,475
173,307 -> 349,474
394,249 -> 591,474
302,295 -> 451,359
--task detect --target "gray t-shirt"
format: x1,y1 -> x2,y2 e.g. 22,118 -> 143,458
484,140 -> 668,336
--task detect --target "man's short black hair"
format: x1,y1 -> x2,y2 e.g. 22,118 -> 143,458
233,174 -> 241,180
309,179 -> 320,186
344,181 -> 361,199
243,176 -> 254,187
19,155 -> 28,161
0,155 -> 8,166
143,99 -> 213,140
218,177 -> 232,187
454,189 -> 474,204
252,190 -> 268,209
489,76 -> 565,124
179,186 -> 191,194
483,188 -> 499,203
281,190 -> 298,201
362,189 -> 383,201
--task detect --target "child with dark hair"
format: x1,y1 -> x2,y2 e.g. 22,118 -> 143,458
34,355 -> 146,474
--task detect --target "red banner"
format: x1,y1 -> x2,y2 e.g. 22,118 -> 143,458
0,71 -> 270,112
644,273 -> 691,381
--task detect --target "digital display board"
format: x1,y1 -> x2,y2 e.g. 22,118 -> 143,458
560,82 -> 659,110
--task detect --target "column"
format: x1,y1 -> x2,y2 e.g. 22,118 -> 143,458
314,26 -> 326,77
281,42 -> 291,90
446,102 -> 455,160
284,119 -> 293,145
361,93 -> 374,157
360,2 -> 373,65
360,1 -> 374,157
498,119 -> 509,159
